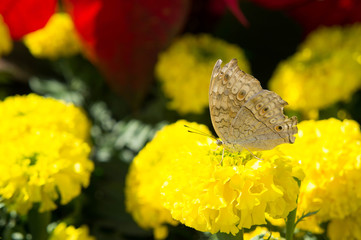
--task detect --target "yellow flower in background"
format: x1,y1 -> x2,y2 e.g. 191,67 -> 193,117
327,207 -> 361,240
0,94 -> 90,141
50,222 -> 96,240
244,227 -> 282,240
267,119 -> 361,233
269,24 -> 361,117
126,121 -> 302,236
24,13 -> 82,59
156,34 -> 250,115
0,94 -> 93,214
0,15 -> 12,56
125,120 -> 211,239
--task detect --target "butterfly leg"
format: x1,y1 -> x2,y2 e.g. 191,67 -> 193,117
219,147 -> 225,165
243,147 -> 262,160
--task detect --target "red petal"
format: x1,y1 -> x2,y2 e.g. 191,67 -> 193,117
0,0 -> 57,40
224,0 -> 249,27
250,0 -> 306,9
288,0 -> 361,33
250,0 -> 361,33
65,0 -> 190,105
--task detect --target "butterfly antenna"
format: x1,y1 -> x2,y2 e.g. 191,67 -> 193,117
184,125 -> 217,140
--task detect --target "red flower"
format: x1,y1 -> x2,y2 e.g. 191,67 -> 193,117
251,0 -> 361,33
65,0 -> 190,106
0,0 -> 57,40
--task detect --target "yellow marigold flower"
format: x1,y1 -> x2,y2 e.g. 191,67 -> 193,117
0,130 -> 93,214
269,24 -> 361,116
244,227 -> 282,240
156,34 -> 250,114
125,120 -> 211,239
0,94 -> 93,214
267,118 -> 361,232
162,143 -> 302,235
0,94 -> 90,141
0,15 -> 12,56
50,222 -> 96,240
127,121 -> 302,236
327,207 -> 361,240
24,13 -> 81,59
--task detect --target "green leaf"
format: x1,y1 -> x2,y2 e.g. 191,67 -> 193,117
295,210 -> 320,227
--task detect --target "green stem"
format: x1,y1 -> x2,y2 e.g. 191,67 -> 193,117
28,205 -> 51,240
286,178 -> 302,240
285,207 -> 297,240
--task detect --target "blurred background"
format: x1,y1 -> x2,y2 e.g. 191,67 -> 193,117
1,0 -> 361,239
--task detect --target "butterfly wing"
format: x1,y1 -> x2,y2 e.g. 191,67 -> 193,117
229,90 -> 298,151
209,58 -> 298,152
209,58 -> 262,142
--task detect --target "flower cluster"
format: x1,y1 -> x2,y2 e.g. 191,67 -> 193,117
24,13 -> 82,59
269,24 -> 361,117
156,34 -> 250,114
0,94 -> 93,214
126,120 -> 303,238
49,222 -> 95,240
0,15 -> 12,56
268,118 -> 361,233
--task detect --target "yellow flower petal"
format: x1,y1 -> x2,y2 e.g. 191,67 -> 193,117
24,13 -> 82,59
50,222 -> 96,240
244,226 -> 282,240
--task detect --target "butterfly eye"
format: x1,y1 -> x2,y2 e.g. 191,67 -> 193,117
222,75 -> 229,84
260,106 -> 269,115
275,125 -> 283,132
256,103 -> 263,110
237,90 -> 246,100
270,118 -> 277,124
218,72 -> 224,80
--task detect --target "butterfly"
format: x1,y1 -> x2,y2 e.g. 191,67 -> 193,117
209,59 -> 298,152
